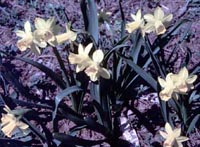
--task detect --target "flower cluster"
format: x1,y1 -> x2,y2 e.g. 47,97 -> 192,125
126,7 -> 173,36
0,106 -> 29,137
15,18 -> 77,55
68,43 -> 110,81
159,123 -> 189,147
158,67 -> 197,101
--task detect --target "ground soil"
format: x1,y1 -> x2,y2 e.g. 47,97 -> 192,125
0,0 -> 199,147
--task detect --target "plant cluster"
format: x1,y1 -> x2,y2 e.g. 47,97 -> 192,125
0,1 -> 199,147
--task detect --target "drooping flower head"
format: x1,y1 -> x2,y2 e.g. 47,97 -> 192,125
0,106 -> 29,137
85,50 -> 110,82
144,7 -> 173,35
159,123 -> 189,147
126,9 -> 145,34
15,21 -> 44,55
55,24 -> 77,45
170,67 -> 197,93
68,43 -> 93,72
34,17 -> 60,46
68,43 -> 110,81
158,67 -> 197,101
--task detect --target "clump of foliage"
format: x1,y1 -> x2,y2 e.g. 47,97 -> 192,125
0,0 -> 199,147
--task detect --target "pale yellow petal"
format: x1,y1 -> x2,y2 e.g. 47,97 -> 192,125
158,77 -> 166,88
130,14 -> 137,21
30,44 -> 41,55
68,53 -> 81,64
84,43 -> 93,55
126,22 -> 140,33
92,50 -> 104,63
163,14 -> 173,22
143,22 -> 155,33
159,89 -> 173,101
46,17 -> 55,28
186,75 -> 197,84
136,9 -> 142,21
35,18 -> 46,30
173,128 -> 181,138
99,68 -> 110,79
77,44 -> 84,54
176,136 -> 189,143
56,25 -> 77,43
18,122 -> 29,130
159,130 -> 168,139
165,123 -> 174,135
144,14 -> 155,22
15,30 -> 26,38
178,67 -> 188,81
24,21 -> 32,33
17,36 -> 33,51
154,7 -> 164,20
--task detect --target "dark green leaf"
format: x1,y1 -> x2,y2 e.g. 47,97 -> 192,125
80,0 -> 99,43
122,57 -> 157,90
187,114 -> 200,134
119,0 -> 126,38
15,57 -> 66,89
53,133 -> 105,146
53,86 -> 82,120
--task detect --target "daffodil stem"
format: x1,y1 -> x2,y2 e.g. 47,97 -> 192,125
52,46 -> 70,87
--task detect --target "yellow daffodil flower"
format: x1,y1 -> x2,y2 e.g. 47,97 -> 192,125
15,21 -> 43,54
84,50 -> 110,82
34,17 -> 60,46
158,67 -> 197,101
0,106 -> 29,137
126,9 -> 145,34
68,43 -> 93,73
170,67 -> 197,93
158,73 -> 175,101
55,24 -> 77,45
144,7 -> 173,35
159,123 -> 189,147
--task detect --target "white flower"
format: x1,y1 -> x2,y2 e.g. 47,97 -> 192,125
0,106 -> 29,137
159,123 -> 189,147
85,50 -> 110,82
126,9 -> 145,33
144,7 -> 173,35
15,21 -> 43,55
68,43 -> 93,72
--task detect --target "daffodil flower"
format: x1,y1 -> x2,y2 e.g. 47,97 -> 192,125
126,9 -> 145,34
158,67 -> 197,101
34,17 -> 60,46
84,50 -> 110,82
159,123 -> 189,147
55,24 -> 77,45
144,7 -> 173,35
170,67 -> 197,93
158,73 -> 175,101
15,21 -> 43,54
68,43 -> 93,72
0,106 -> 29,137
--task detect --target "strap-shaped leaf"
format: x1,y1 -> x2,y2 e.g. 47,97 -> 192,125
0,138 -> 29,147
53,133 -> 105,146
187,114 -> 200,134
52,86 -> 82,120
80,0 -> 99,43
122,56 -> 157,90
15,56 -> 66,89
119,0 -> 126,38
